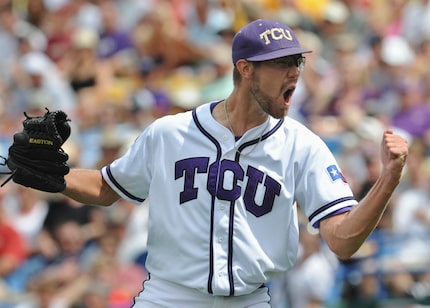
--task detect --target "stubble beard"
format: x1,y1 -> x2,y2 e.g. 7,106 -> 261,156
250,79 -> 289,119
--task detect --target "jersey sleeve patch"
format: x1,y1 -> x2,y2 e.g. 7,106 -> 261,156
326,165 -> 347,183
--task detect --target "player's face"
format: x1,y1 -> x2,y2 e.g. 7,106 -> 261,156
250,55 -> 304,119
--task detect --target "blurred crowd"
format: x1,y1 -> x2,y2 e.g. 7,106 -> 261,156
0,0 -> 429,307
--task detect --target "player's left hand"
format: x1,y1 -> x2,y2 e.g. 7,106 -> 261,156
0,108 -> 71,192
380,130 -> 408,179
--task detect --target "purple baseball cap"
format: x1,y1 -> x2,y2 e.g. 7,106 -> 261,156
232,19 -> 312,64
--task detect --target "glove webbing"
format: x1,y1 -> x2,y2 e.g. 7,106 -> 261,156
0,156 -> 15,187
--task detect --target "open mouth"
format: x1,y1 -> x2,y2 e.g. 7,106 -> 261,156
283,87 -> 295,102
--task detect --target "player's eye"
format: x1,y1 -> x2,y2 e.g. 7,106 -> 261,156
266,56 -> 306,72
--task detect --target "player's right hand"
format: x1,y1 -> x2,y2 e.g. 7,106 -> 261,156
380,130 -> 408,181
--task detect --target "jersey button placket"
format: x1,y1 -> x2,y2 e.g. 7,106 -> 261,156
212,207 -> 230,293
221,132 -> 236,157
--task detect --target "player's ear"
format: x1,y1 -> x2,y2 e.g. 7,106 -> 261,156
235,59 -> 254,80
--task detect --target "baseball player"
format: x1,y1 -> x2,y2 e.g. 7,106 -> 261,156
60,19 -> 409,307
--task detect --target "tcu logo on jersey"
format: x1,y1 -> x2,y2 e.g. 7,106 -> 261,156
259,27 -> 293,45
175,157 -> 281,217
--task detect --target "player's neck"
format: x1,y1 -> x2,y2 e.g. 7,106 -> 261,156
220,96 -> 268,137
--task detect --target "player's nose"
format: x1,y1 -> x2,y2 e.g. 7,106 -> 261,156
286,66 -> 301,78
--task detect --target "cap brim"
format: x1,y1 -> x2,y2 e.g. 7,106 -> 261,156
246,47 -> 312,61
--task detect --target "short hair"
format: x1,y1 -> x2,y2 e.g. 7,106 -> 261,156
233,65 -> 241,85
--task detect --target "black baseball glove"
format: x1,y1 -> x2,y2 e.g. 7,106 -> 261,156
0,108 -> 71,192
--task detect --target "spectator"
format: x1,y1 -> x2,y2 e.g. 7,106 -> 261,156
0,2 -> 47,86
62,27 -> 112,94
383,138 -> 430,300
43,195 -> 106,243
0,196 -> 27,299
97,0 -> 134,60
2,186 -> 49,255
41,0 -> 76,65
14,51 -> 77,116
25,220 -> 97,293
86,230 -> 148,308
391,79 -> 430,140
182,0 -> 233,50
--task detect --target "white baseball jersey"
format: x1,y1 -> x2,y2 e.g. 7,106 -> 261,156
101,101 -> 357,297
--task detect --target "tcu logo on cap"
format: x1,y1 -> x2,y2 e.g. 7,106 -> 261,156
259,28 -> 293,45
